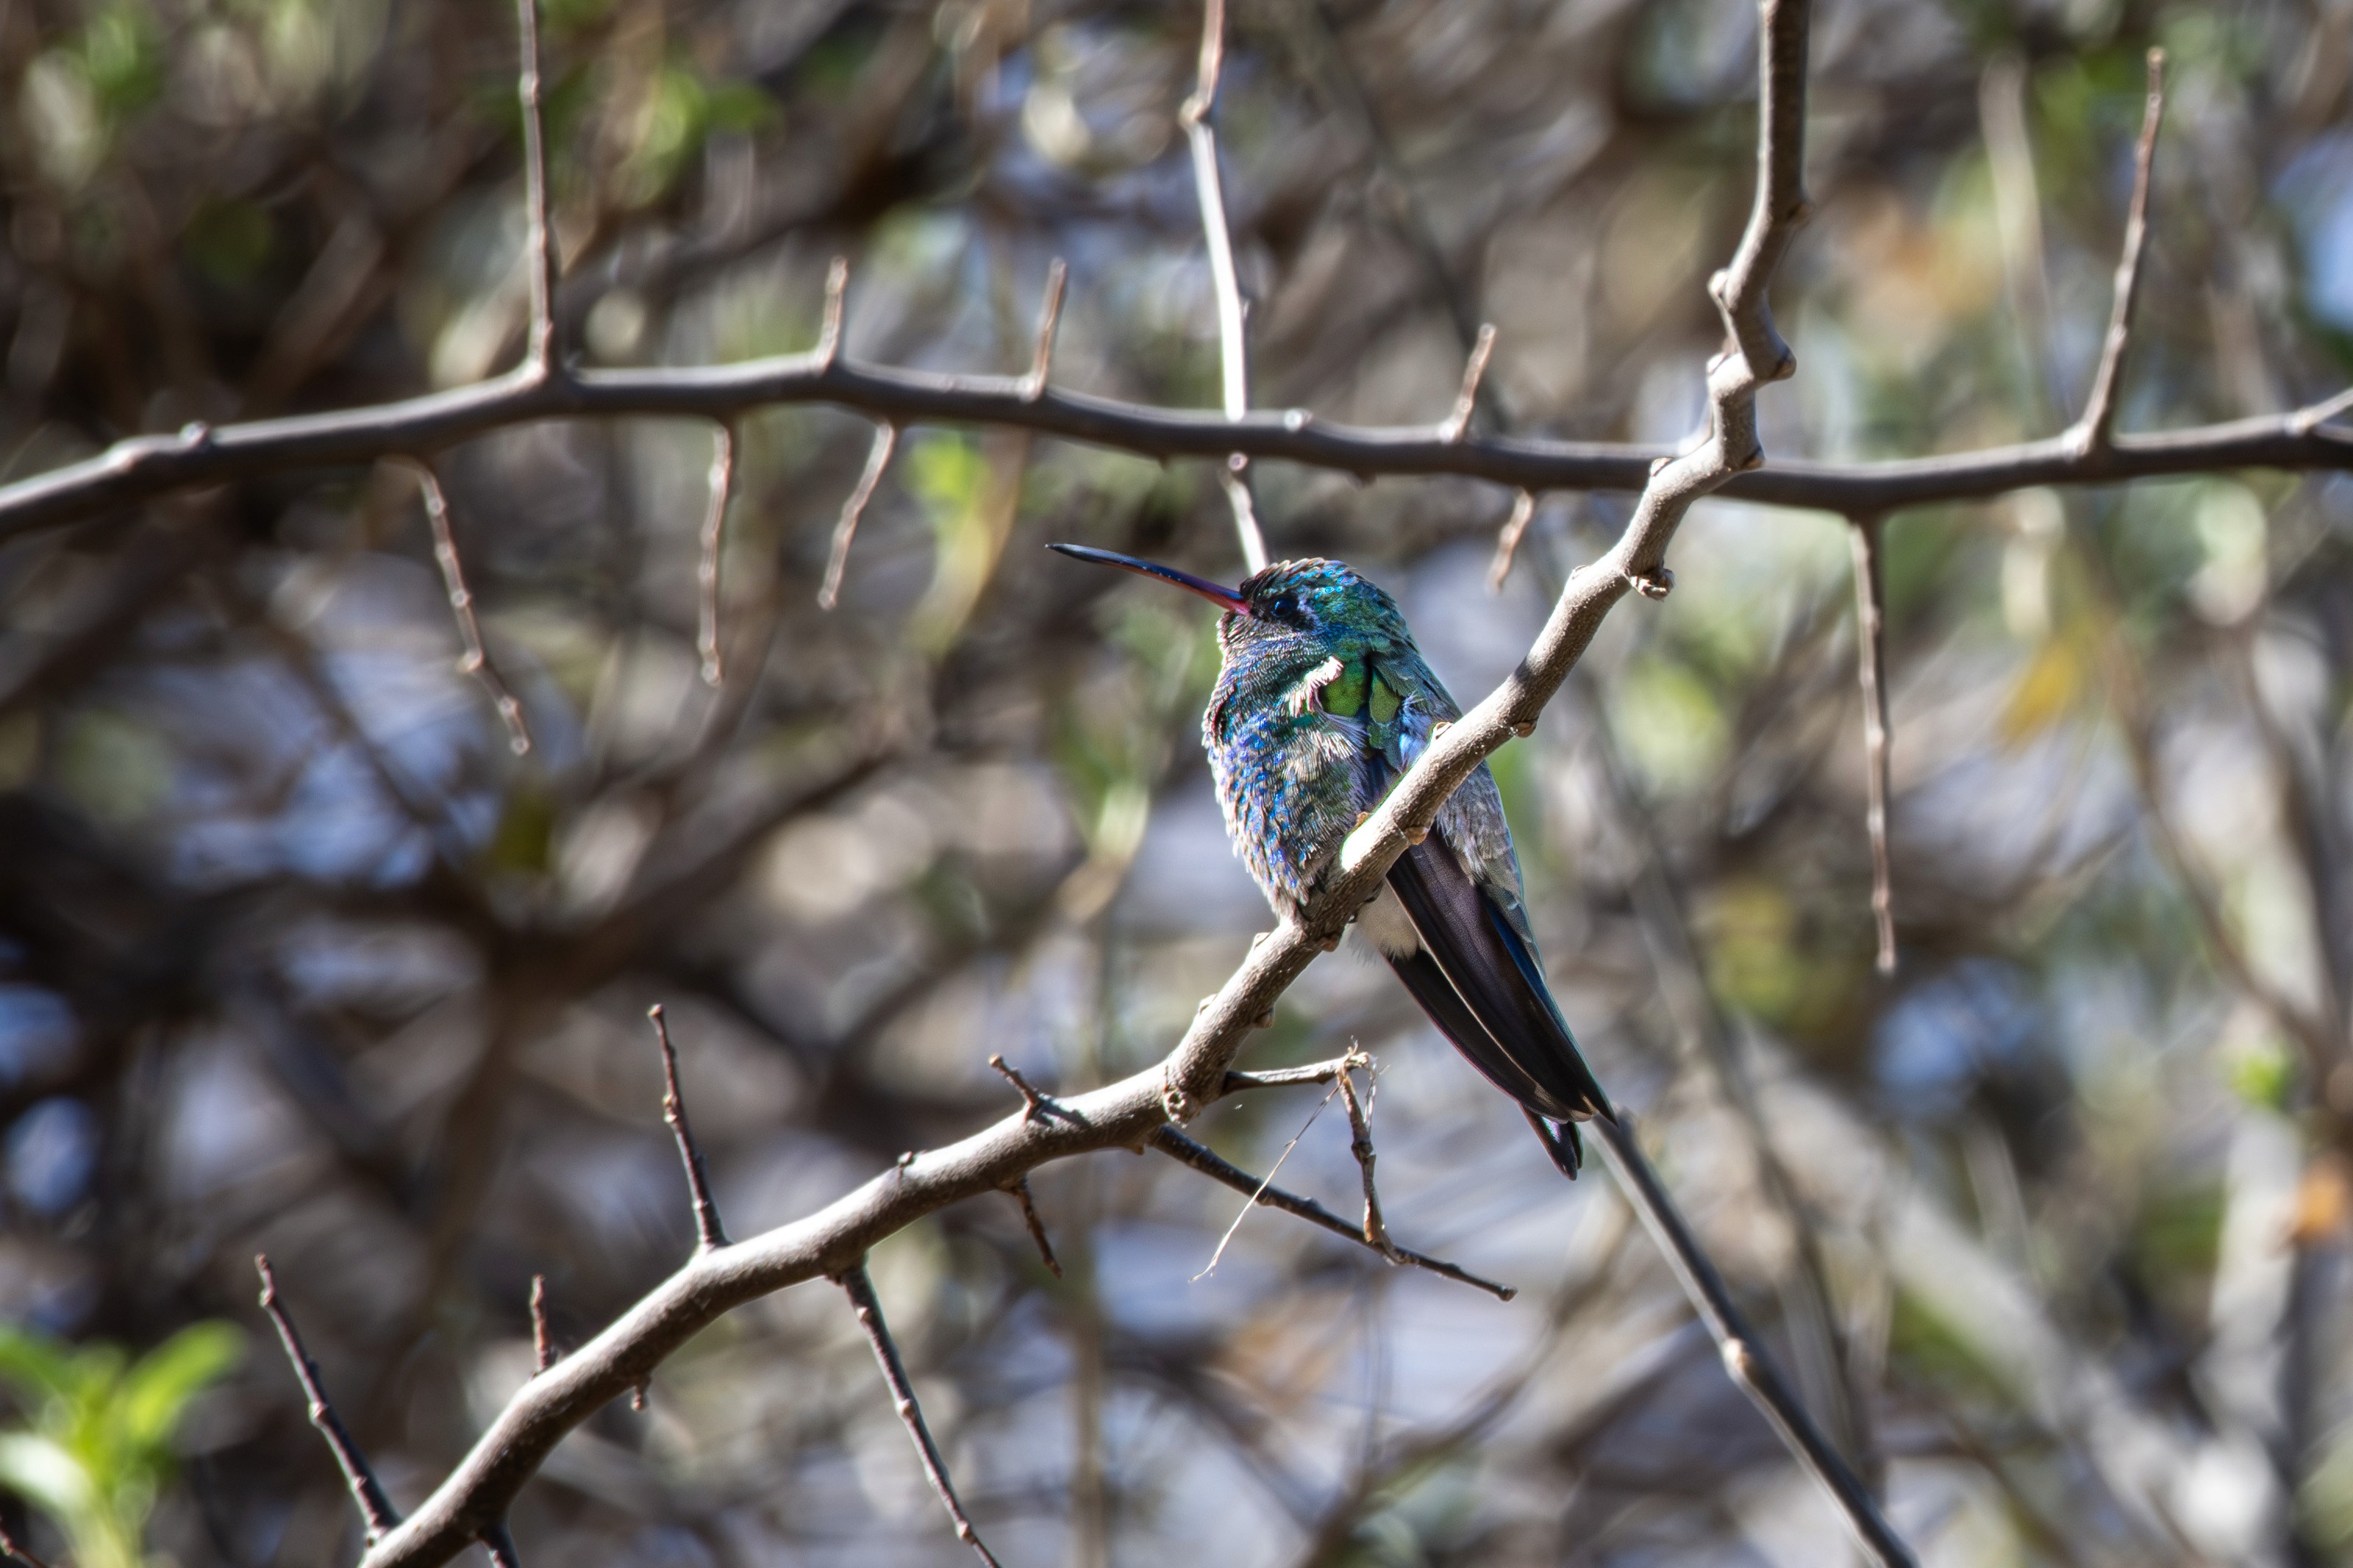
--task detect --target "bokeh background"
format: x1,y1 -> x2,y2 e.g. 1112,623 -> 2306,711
2,1 -> 2352,1567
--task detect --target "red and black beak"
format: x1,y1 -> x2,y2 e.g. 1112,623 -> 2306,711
1046,543 -> 1250,616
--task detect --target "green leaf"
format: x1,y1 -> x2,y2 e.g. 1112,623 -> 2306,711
0,1326 -> 83,1408
115,1322 -> 243,1452
0,1431 -> 96,1523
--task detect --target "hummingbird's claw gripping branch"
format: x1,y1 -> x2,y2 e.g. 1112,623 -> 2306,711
256,1254 -> 402,1544
399,459 -> 531,756
1150,1125 -> 1512,1299
836,1261 -> 1006,1568
648,1004 -> 729,1252
2071,49 -> 2166,457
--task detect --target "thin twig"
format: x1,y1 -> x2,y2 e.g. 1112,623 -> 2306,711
1591,1117 -> 1917,1568
837,1262 -> 1004,1568
647,1004 -> 729,1251
514,0 -> 557,376
817,256 -> 849,369
1849,515 -> 1896,973
1221,1054 -> 1372,1092
988,1053 -> 1051,1118
0,1522 -> 57,1568
1006,1176 -> 1063,1278
817,422 -> 897,610
479,1523 -> 521,1568
529,1275 -> 553,1374
696,423 -> 735,687
1180,0 -> 1268,573
401,461 -> 530,756
2071,49 -> 2165,454
1152,1125 -> 1515,1300
1022,258 -> 1068,402
1336,1060 -> 1400,1260
1486,488 -> 1536,593
255,1254 -> 401,1543
1441,323 -> 1497,443
1193,1074 -> 1344,1278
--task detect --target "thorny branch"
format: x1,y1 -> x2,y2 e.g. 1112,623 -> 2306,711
254,1254 -> 401,1544
837,1261 -> 1005,1568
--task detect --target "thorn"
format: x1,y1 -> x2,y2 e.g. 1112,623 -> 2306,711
647,1004 -> 729,1251
1006,1177 -> 1063,1278
988,1053 -> 1050,1119
529,1273 -> 553,1374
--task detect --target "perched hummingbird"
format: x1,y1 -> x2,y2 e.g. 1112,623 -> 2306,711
1048,544 -> 1610,1175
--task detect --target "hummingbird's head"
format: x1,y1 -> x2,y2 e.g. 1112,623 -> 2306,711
1045,545 -> 1408,657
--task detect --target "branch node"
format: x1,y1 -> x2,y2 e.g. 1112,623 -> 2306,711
838,1262 -> 1006,1568
1628,565 -> 1675,601
1160,1061 -> 1200,1125
647,1003 -> 729,1251
255,1254 -> 401,1542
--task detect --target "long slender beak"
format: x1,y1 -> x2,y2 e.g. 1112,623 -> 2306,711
1046,543 -> 1250,615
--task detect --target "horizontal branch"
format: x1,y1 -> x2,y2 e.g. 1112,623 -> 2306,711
7,354 -> 2352,547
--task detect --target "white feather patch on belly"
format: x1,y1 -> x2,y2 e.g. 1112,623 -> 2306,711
1352,884 -> 1421,957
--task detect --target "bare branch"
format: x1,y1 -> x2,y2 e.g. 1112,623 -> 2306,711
1336,1061 -> 1400,1261
513,0 -> 557,377
696,424 -> 735,687
1849,515 -> 1897,974
1440,323 -> 1498,443
0,1520 -> 58,1568
1180,0 -> 1268,573
255,1254 -> 401,1544
1590,1118 -> 1918,1568
1151,1125 -> 1513,1300
837,1261 -> 1004,1568
648,1004 -> 729,1251
2071,49 -> 2165,454
401,460 -> 531,756
529,1275 -> 552,1375
1486,488 -> 1536,593
817,422 -> 898,611
1005,1176 -> 1063,1278
1022,258 -> 1068,402
1221,1054 -> 1373,1092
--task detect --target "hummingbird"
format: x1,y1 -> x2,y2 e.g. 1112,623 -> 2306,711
1048,543 -> 1610,1175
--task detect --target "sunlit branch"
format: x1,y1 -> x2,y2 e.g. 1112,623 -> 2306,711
1181,0 -> 1268,573
696,423 -> 735,687
1023,258 -> 1068,402
1006,1176 -> 1063,1278
514,0 -> 557,377
1336,1061 -> 1400,1261
1441,323 -> 1498,443
1486,488 -> 1536,593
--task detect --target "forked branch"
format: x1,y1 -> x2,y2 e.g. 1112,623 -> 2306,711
2072,49 -> 2165,454
256,1254 -> 401,1543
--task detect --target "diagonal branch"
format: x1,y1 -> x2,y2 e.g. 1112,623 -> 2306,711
0,1522 -> 58,1568
1181,0 -> 1268,573
401,460 -> 531,757
818,421 -> 898,611
1592,1119 -> 1917,1568
2071,49 -> 2165,455
256,1254 -> 401,1543
696,424 -> 735,687
836,1261 -> 1004,1568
